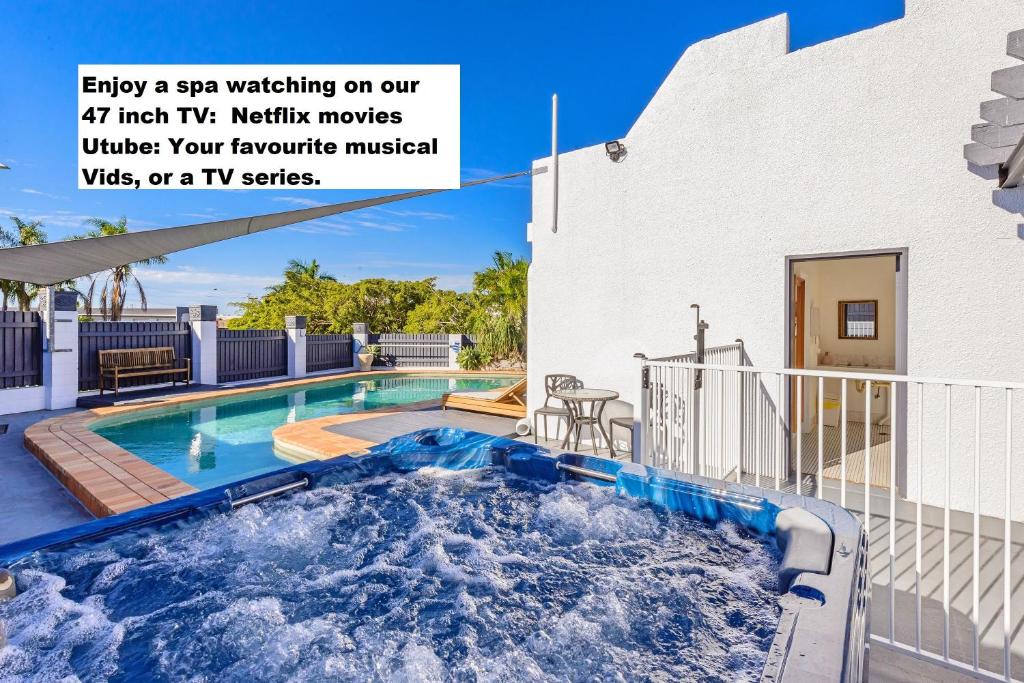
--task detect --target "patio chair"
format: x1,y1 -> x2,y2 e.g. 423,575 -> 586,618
440,377 -> 527,418
533,374 -> 582,444
601,400 -> 635,458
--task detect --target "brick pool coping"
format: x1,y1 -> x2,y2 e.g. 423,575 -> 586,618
271,400 -> 442,463
24,369 -> 524,518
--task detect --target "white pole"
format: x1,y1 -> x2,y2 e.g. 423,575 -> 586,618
551,93 -> 558,234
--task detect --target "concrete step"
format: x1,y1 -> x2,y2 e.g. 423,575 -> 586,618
963,142 -> 1014,166
1009,29 -> 1024,61
971,122 -> 1024,148
981,97 -> 1024,127
993,64 -> 1024,99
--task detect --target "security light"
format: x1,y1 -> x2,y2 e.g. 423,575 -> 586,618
604,140 -> 626,162
0,162 -> 9,170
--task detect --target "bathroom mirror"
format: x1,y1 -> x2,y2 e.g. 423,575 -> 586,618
838,300 -> 878,340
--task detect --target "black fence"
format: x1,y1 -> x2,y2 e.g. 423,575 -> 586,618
371,333 -> 450,368
79,321 -> 192,391
217,329 -> 288,383
0,311 -> 42,389
306,333 -> 353,373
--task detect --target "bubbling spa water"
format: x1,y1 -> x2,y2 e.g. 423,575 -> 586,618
0,468 -> 782,681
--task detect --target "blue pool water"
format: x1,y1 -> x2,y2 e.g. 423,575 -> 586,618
92,375 -> 517,490
0,464 -> 782,681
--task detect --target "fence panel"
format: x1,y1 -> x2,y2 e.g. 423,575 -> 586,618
642,343 -> 749,480
306,333 -> 353,372
79,321 -> 192,391
217,328 -> 288,383
370,333 -> 450,368
0,311 -> 42,388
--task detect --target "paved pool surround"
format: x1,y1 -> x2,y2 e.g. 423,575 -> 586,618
23,369 -> 523,517
1,429 -> 869,682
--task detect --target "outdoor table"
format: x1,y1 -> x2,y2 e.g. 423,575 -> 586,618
550,387 -> 619,455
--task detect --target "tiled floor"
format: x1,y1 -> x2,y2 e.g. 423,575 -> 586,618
797,421 -> 893,488
272,408 -> 420,462
0,409 -> 92,545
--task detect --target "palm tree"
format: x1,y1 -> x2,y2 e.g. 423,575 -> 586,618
0,217 -> 52,311
284,258 -> 336,283
266,258 -> 336,295
469,251 -> 529,361
75,217 -> 168,321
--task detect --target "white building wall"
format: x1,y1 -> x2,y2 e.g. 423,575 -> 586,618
528,1 -> 1024,514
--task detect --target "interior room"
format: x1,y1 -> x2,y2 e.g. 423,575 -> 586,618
790,254 -> 900,486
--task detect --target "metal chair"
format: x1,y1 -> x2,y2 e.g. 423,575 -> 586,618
600,399 -> 635,458
608,417 -> 634,458
534,374 -> 581,444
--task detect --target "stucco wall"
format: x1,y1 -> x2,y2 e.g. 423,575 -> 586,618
527,1 -> 1024,514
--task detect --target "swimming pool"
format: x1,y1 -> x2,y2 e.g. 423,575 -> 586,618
90,374 -> 518,490
0,431 -> 869,681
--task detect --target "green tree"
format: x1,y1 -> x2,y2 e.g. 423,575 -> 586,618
0,217 -> 48,311
227,252 -> 530,361
271,258 -> 336,292
468,251 -> 528,362
0,217 -> 81,311
229,261 -> 436,334
334,278 -> 436,332
232,266 -> 346,332
405,289 -> 475,334
74,217 -> 168,321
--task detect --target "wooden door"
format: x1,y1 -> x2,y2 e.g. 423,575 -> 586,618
791,276 -> 806,432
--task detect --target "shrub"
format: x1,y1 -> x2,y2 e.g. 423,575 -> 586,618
457,346 -> 491,371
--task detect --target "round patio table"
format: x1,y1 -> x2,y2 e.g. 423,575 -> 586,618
550,387 -> 619,455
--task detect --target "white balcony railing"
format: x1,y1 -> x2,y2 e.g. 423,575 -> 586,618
636,357 -> 1024,682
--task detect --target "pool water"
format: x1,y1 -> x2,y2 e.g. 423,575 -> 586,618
0,467 -> 782,681
93,375 -> 517,490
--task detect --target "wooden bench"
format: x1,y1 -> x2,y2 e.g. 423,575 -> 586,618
99,347 -> 191,396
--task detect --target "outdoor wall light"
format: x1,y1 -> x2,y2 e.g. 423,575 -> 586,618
0,162 -> 9,170
605,140 -> 627,162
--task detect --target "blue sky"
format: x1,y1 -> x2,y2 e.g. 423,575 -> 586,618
0,1 -> 903,311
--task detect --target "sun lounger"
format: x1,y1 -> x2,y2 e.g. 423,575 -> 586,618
440,377 -> 527,418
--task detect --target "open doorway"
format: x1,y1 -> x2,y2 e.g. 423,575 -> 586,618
787,251 -> 907,490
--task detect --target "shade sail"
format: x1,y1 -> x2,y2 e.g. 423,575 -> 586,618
0,171 -> 530,285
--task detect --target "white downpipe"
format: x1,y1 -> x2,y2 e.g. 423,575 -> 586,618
551,93 -> 558,234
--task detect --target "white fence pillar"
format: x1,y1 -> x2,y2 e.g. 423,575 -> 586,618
189,305 -> 218,385
286,315 -> 307,379
352,322 -> 369,370
448,334 -> 462,369
41,289 -> 79,409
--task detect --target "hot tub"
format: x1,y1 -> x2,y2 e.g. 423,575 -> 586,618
0,429 -> 868,681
